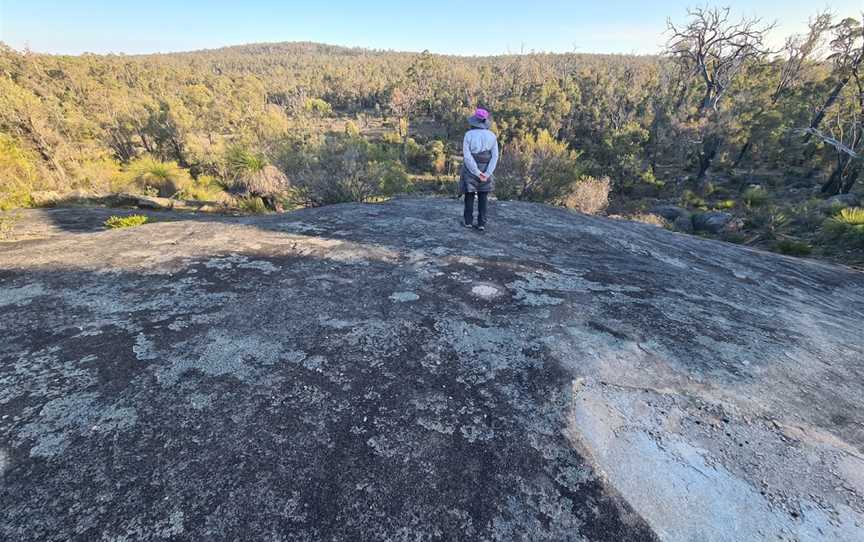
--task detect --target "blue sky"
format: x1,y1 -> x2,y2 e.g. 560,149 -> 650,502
0,1 -> 859,56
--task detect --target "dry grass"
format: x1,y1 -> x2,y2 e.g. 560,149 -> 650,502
0,211 -> 21,239
563,176 -> 611,215
628,213 -> 670,228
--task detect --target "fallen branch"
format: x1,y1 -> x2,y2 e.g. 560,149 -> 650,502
796,127 -> 860,159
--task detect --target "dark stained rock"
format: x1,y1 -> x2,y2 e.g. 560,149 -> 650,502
692,211 -> 738,233
1,198 -> 863,541
673,214 -> 694,233
822,193 -> 860,210
652,205 -> 690,222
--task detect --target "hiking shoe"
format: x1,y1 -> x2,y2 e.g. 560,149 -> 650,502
463,221 -> 473,228
478,225 -> 486,232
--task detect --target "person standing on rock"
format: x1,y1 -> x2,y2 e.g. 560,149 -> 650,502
460,108 -> 499,232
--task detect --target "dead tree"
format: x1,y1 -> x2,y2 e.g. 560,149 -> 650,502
792,16 -> 864,195
817,49 -> 864,195
665,7 -> 774,179
804,17 -> 864,145
666,7 -> 775,113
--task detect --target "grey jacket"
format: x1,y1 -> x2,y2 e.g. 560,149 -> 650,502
459,128 -> 499,194
459,150 -> 495,193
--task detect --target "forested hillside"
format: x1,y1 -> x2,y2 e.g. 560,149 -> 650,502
1,7 -> 862,262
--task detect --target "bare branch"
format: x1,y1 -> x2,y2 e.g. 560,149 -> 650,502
665,6 -> 775,112
797,127 -> 861,158
773,11 -> 832,102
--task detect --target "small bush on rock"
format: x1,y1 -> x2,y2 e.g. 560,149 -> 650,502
238,196 -> 269,214
104,215 -> 149,229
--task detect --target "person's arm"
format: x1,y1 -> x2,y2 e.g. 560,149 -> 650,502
463,132 -> 481,177
485,135 -> 500,176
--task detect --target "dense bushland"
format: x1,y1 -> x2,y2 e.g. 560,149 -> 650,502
0,7 -> 862,263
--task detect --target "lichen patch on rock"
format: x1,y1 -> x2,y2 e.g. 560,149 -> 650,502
1,198 -> 862,541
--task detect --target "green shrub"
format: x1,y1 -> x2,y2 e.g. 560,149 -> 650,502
742,186 -> 769,207
786,200 -> 825,230
344,120 -> 361,137
382,131 -> 403,145
303,97 -> 332,116
495,130 -> 582,201
104,215 -> 149,229
822,200 -> 850,215
72,157 -> 124,193
821,207 -> 864,247
288,135 -> 411,206
774,240 -> 812,256
408,140 -> 446,173
369,160 -> 411,196
0,134 -> 37,210
237,196 -> 268,214
226,147 -> 266,176
174,175 -> 227,202
681,189 -> 706,209
746,207 -> 790,240
639,168 -> 664,187
714,199 -> 736,210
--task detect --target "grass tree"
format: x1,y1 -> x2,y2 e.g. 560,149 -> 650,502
124,156 -> 191,197
225,146 -> 290,211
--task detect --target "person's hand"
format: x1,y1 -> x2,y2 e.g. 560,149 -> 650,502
478,173 -> 488,182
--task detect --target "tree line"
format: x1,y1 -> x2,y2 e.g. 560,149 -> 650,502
0,7 -> 862,212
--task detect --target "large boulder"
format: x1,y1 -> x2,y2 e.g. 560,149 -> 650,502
673,214 -> 694,233
652,205 -> 695,233
652,204 -> 690,222
1,198 -> 863,541
692,210 -> 740,233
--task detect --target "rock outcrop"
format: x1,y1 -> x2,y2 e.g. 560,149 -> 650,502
1,198 -> 863,541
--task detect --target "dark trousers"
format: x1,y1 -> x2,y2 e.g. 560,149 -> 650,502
463,191 -> 488,226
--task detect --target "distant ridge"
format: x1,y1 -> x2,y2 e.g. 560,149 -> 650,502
6,39 -> 658,60
153,41 -> 379,58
